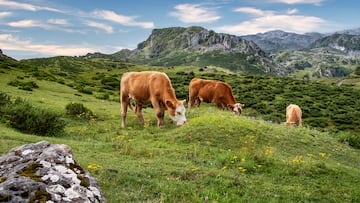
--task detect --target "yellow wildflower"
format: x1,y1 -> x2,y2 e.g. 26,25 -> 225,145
114,135 -> 125,141
307,153 -> 315,157
87,164 -> 101,169
319,152 -> 326,158
291,156 -> 304,164
238,167 -> 247,173
264,146 -> 274,156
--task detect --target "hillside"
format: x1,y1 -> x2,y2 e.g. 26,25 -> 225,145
272,47 -> 360,78
0,60 -> 359,202
2,55 -> 360,134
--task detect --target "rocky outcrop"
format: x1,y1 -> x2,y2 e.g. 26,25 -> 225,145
310,34 -> 360,56
241,30 -> 324,52
0,141 -> 105,203
140,26 -> 267,57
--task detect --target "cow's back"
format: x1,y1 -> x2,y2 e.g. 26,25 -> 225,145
189,78 -> 235,103
190,78 -> 216,102
121,71 -> 172,102
286,104 -> 302,125
214,82 -> 233,97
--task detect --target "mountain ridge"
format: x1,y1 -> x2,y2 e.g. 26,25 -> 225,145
88,26 -> 285,75
241,30 -> 324,52
241,28 -> 360,53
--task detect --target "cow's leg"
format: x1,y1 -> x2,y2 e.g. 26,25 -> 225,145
194,97 -> 201,107
215,102 -> 224,110
188,95 -> 195,109
188,96 -> 193,109
120,96 -> 129,128
135,103 -> 145,126
298,117 -> 302,127
151,99 -> 164,127
188,91 -> 199,109
156,109 -> 165,127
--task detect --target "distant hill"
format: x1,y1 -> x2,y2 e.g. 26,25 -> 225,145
241,30 -> 324,52
336,27 -> 360,35
310,33 -> 360,56
86,26 -> 284,75
240,29 -> 360,78
241,28 -> 360,54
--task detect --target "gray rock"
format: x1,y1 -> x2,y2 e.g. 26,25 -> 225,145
0,141 -> 105,202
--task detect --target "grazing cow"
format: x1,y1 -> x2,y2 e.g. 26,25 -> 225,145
120,71 -> 186,128
188,78 -> 244,115
285,104 -> 302,127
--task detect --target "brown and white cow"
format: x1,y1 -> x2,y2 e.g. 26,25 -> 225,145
285,104 -> 302,127
188,78 -> 244,115
120,71 -> 186,128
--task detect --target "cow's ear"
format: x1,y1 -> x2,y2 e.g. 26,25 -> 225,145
166,100 -> 174,108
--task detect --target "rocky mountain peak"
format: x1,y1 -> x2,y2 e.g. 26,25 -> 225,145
137,26 -> 266,58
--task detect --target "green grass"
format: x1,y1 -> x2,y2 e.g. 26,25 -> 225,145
1,66 -> 359,202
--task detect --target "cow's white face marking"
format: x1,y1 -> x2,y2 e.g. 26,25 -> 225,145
169,104 -> 187,126
232,103 -> 244,115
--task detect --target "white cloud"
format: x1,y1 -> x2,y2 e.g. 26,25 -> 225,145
7,19 -> 52,29
217,6 -> 332,35
7,19 -> 84,34
286,8 -> 298,14
217,14 -> 326,35
267,0 -> 324,5
0,33 -> 105,57
233,7 -> 273,16
169,4 -> 221,23
92,10 -> 154,29
47,19 -> 69,26
0,0 -> 62,12
0,11 -> 11,18
84,21 -> 113,33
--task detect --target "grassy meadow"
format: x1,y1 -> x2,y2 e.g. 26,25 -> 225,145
0,58 -> 359,202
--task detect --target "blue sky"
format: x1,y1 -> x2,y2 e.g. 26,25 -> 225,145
0,0 -> 359,60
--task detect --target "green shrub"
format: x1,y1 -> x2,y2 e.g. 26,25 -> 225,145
95,93 -> 110,100
2,98 -> 66,136
101,76 -> 119,90
0,91 -> 11,108
78,86 -> 93,94
65,102 -> 96,120
7,80 -> 39,91
337,132 -> 360,149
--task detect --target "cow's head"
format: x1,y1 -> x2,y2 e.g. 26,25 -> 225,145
166,100 -> 187,126
228,103 -> 244,115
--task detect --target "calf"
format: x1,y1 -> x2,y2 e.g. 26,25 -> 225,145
188,78 -> 244,115
285,104 -> 302,127
120,71 -> 186,128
